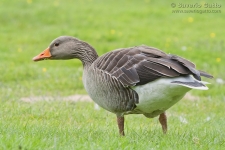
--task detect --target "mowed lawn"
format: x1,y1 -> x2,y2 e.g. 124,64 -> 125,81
0,0 -> 225,149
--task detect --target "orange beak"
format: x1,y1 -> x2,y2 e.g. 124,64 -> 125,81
33,47 -> 52,61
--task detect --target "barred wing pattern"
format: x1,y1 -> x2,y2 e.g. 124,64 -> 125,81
94,45 -> 212,87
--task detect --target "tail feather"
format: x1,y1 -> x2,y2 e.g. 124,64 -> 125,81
170,75 -> 209,90
199,70 -> 213,79
171,80 -> 208,90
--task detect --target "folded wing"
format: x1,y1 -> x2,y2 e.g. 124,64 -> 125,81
95,45 -> 213,87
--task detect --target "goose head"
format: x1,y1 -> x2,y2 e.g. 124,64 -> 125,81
33,36 -> 98,65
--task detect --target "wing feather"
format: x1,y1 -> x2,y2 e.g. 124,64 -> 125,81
94,46 -> 213,87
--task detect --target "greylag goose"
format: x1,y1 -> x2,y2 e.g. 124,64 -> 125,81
33,36 -> 213,136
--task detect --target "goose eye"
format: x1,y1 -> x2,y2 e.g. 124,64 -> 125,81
54,43 -> 59,47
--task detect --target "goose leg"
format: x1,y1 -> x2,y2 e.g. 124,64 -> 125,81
159,112 -> 167,134
117,116 -> 125,136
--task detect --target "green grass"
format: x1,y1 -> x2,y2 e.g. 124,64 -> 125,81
0,0 -> 225,149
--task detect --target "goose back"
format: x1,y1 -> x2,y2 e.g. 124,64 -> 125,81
93,45 -> 212,87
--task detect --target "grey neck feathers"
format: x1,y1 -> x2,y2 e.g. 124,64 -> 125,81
75,41 -> 99,67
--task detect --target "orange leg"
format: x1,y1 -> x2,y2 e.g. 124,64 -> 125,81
159,112 -> 167,134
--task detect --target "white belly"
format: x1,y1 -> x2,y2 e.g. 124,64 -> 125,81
132,77 -> 192,117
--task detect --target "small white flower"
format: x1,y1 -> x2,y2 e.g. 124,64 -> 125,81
181,46 -> 187,51
216,78 -> 224,84
206,116 -> 211,121
94,103 -> 100,110
179,116 -> 188,124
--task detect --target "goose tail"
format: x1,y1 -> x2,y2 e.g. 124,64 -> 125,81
171,75 -> 209,90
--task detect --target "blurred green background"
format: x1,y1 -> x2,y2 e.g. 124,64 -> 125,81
0,0 -> 224,149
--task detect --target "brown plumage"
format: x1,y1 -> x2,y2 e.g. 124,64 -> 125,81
95,45 -> 212,87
